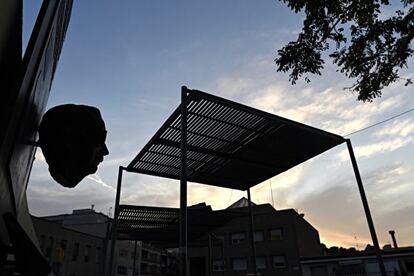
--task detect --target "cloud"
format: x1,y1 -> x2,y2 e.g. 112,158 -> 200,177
122,192 -> 178,208
86,174 -> 115,190
222,75 -> 405,139
216,77 -> 259,99
27,178 -> 115,216
187,183 -> 235,210
338,136 -> 414,161
35,148 -> 46,162
250,164 -> 305,208
375,118 -> 414,138
210,71 -> 412,235
292,162 -> 414,247
27,160 -> 117,216
119,174 -> 179,207
318,226 -> 373,249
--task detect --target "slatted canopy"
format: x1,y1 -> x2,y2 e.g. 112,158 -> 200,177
115,204 -> 246,246
111,88 -> 387,276
127,89 -> 345,190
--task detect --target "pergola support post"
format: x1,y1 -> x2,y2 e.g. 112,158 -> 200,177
208,234 -> 212,276
180,86 -> 189,276
247,189 -> 258,276
132,240 -> 138,276
108,166 -> 124,276
346,139 -> 386,276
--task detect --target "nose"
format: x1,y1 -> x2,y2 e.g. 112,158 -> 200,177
102,144 -> 109,156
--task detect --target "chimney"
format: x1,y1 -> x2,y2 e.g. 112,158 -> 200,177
388,230 -> 398,248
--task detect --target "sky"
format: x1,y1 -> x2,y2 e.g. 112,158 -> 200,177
24,0 -> 414,248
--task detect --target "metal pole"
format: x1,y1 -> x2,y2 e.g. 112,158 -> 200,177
221,239 -> 225,273
132,240 -> 138,276
247,189 -> 257,276
208,234 -> 212,276
346,139 -> 386,276
179,86 -> 188,276
389,230 -> 398,248
108,166 -> 124,276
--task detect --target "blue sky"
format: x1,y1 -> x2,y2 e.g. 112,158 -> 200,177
24,1 -> 414,248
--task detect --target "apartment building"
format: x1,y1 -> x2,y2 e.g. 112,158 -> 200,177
301,247 -> 414,275
32,216 -> 104,276
32,207 -> 176,276
188,198 -> 323,276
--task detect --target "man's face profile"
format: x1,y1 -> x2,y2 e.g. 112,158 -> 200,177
38,104 -> 109,187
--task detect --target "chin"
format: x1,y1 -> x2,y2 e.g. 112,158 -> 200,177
87,164 -> 99,175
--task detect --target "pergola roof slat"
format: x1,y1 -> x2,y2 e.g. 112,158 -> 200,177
115,204 -> 247,245
127,88 -> 345,190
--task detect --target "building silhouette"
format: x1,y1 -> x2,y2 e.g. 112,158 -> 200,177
32,207 -> 176,276
187,198 -> 323,276
301,246 -> 414,275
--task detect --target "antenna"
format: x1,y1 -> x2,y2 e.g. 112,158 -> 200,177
354,235 -> 359,250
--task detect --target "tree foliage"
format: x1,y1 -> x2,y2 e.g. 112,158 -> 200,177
275,0 -> 414,101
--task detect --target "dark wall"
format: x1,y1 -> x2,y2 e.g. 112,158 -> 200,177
0,0 -> 22,142
188,206 -> 321,276
294,214 -> 323,258
0,0 -> 23,246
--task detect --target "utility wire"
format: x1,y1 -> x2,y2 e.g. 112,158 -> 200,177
344,106 -> 414,137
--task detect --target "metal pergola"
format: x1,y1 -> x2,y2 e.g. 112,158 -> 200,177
114,204 -> 246,246
108,86 -> 387,276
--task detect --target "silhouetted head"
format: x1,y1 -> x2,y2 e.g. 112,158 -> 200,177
38,104 -> 109,187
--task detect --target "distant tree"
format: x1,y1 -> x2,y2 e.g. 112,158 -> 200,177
365,244 -> 375,252
275,0 -> 414,102
325,246 -> 361,255
347,247 -> 358,254
326,246 -> 340,255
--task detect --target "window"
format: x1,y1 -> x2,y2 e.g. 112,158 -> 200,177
96,247 -> 101,264
119,248 -> 128,258
56,239 -> 67,262
231,233 -> 246,244
60,239 -> 67,250
270,228 -> 283,241
213,234 -> 225,244
142,249 -> 148,259
254,231 -> 264,242
131,251 -> 139,260
311,266 -> 329,276
149,252 -> 159,262
72,242 -> 79,261
232,258 -> 247,271
117,265 -> 127,275
256,257 -> 267,269
272,255 -> 286,268
141,263 -> 148,273
212,259 -> 225,272
84,245 -> 91,262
